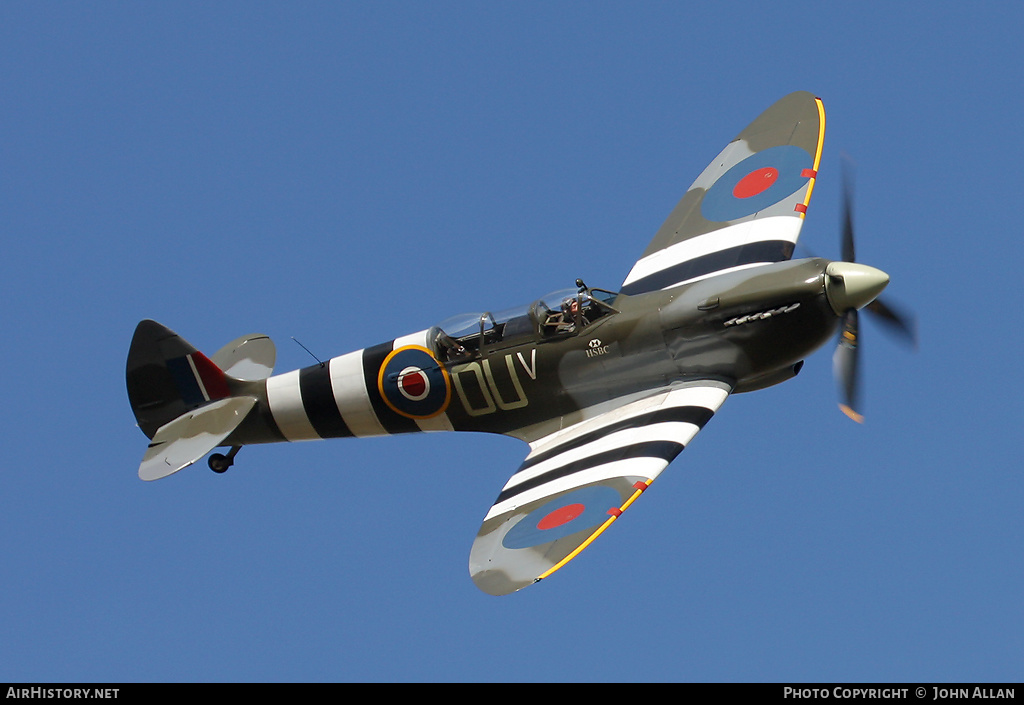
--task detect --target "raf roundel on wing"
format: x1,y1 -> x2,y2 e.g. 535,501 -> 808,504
700,145 -> 813,222
501,485 -> 622,549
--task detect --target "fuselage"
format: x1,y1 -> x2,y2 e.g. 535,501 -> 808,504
224,258 -> 842,449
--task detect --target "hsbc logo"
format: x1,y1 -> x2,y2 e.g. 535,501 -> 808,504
586,338 -> 610,358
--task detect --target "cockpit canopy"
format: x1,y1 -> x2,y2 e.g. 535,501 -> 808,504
434,285 -> 619,362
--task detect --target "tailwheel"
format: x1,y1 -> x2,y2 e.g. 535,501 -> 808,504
208,446 -> 241,474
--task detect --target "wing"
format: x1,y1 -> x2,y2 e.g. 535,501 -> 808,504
621,91 -> 825,296
469,381 -> 730,595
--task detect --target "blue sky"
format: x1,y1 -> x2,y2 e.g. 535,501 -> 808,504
2,2 -> 1021,682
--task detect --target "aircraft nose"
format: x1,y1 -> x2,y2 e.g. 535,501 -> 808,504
824,262 -> 890,314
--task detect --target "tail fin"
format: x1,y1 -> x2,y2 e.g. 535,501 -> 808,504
126,320 -> 274,481
126,320 -> 233,439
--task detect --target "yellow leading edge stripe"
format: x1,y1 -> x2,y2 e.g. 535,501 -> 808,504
798,97 -> 827,219
536,479 -> 654,582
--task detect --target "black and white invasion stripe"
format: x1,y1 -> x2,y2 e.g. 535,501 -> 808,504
620,217 -> 801,296
485,382 -> 731,520
264,329 -> 453,442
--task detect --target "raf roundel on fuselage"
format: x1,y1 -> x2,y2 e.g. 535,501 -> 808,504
377,345 -> 452,419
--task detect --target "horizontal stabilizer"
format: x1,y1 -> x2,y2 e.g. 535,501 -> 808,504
211,334 -> 276,381
139,396 -> 257,481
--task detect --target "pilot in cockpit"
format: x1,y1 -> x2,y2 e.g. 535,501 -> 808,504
555,296 -> 589,333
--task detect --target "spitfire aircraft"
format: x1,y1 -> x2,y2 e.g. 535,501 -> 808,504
127,91 -> 913,595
